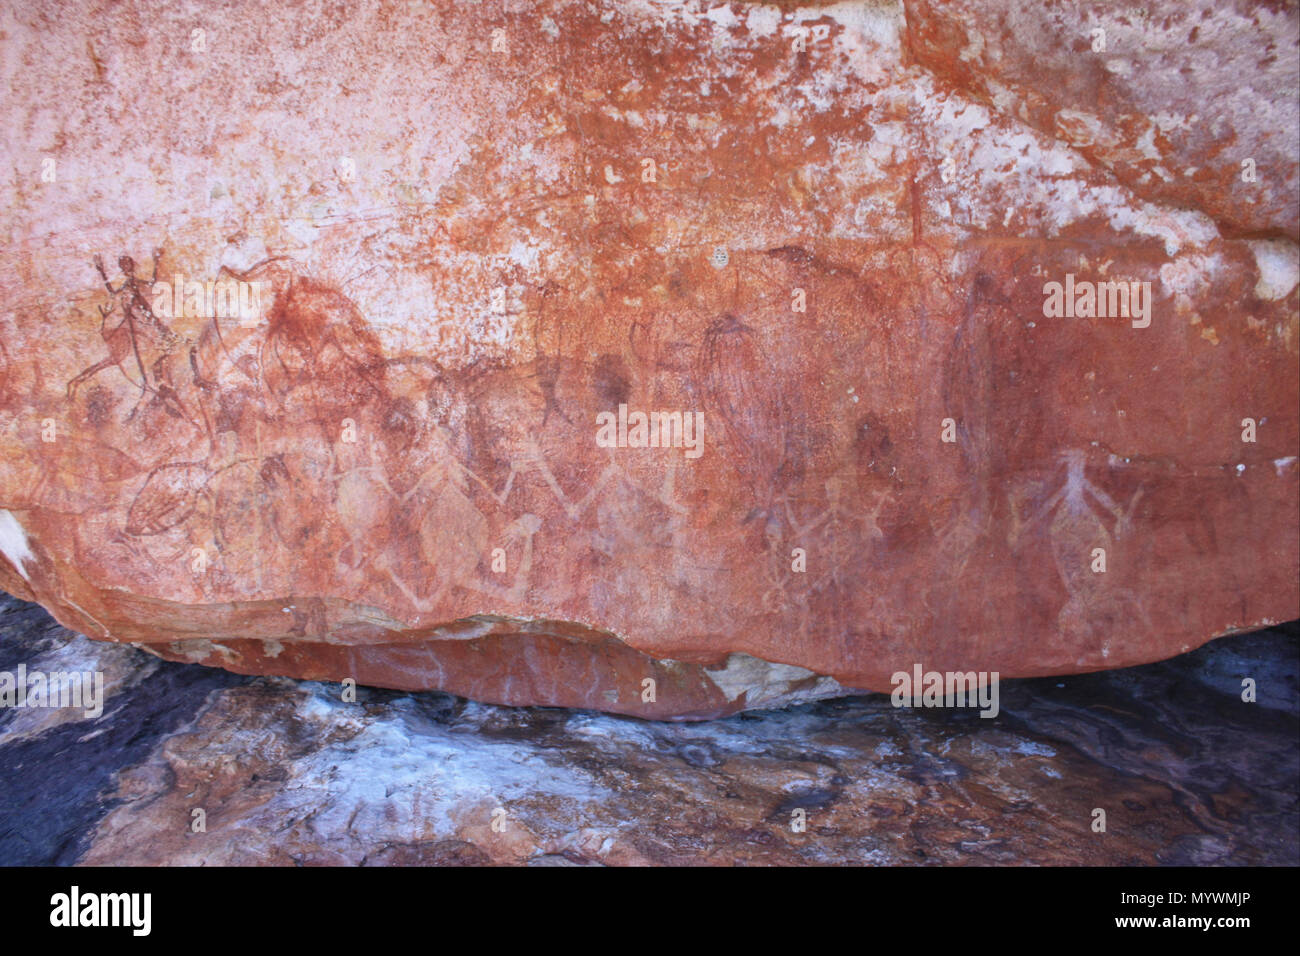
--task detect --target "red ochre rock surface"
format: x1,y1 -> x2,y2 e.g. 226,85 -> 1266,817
0,0 -> 1296,718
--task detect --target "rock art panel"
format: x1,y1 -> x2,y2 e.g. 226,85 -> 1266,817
0,0 -> 1296,717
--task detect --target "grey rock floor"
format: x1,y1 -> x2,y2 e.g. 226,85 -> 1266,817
1,592 -> 1295,865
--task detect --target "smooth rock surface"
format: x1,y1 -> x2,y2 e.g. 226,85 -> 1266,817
0,0 -> 1296,716
1,593 -> 1297,866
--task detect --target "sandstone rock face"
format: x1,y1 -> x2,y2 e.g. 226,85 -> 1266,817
0,0 -> 1296,718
